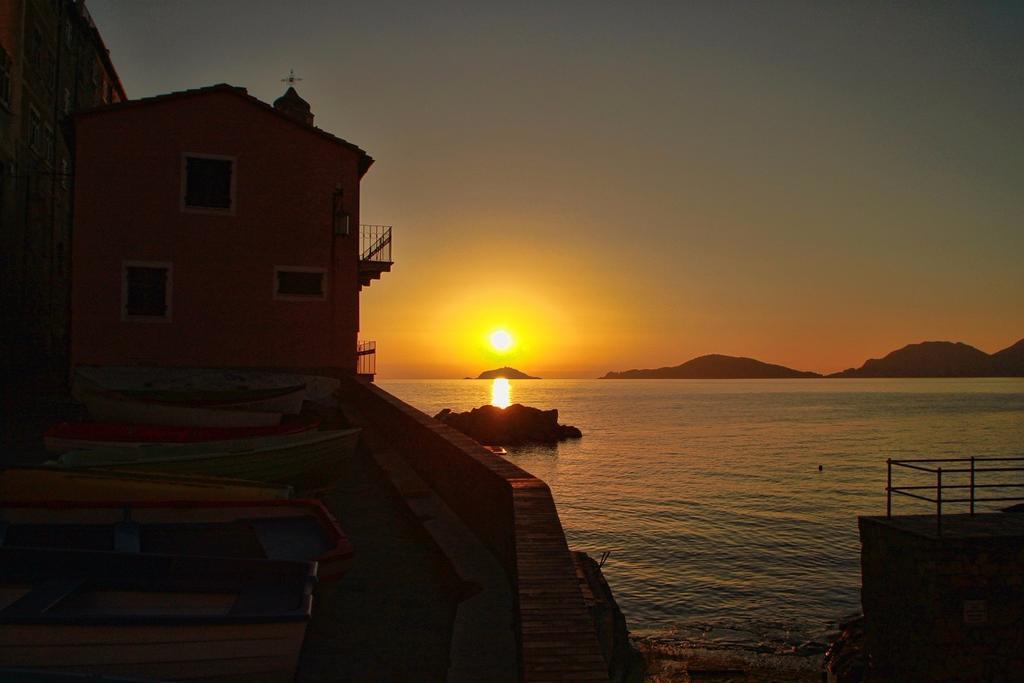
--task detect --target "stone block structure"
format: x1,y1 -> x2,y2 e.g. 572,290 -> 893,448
860,514 -> 1024,681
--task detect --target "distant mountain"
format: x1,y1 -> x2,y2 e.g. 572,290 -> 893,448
991,338 -> 1024,375
831,340 -> 1024,377
600,354 -> 821,379
475,367 -> 540,380
600,339 -> 1024,380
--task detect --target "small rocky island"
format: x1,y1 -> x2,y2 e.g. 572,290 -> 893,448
434,404 -> 582,445
472,367 -> 541,380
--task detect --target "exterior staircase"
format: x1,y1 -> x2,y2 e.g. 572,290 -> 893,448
359,225 -> 393,289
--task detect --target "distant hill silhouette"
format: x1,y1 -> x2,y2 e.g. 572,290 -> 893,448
474,367 -> 540,380
831,339 -> 1024,377
600,354 -> 820,379
601,339 -> 1024,380
991,338 -> 1024,375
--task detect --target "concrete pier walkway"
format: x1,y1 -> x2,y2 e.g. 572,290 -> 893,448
298,445 -> 463,681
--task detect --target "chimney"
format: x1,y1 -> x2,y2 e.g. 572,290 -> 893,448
273,86 -> 314,126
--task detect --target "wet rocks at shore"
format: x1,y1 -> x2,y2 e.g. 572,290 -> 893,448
433,403 -> 582,445
822,615 -> 865,683
631,636 -> 823,682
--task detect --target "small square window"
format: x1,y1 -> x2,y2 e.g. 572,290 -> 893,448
274,267 -> 326,300
123,263 -> 171,320
183,155 -> 234,211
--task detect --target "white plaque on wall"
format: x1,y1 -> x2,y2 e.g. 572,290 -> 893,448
963,599 -> 988,626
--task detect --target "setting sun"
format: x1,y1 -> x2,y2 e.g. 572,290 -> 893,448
490,329 -> 514,353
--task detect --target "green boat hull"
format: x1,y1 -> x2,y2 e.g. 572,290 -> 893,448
54,429 -> 360,492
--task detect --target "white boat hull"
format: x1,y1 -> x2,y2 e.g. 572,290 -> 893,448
74,367 -> 339,403
229,386 -> 305,415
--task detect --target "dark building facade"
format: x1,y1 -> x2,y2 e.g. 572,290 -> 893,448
0,0 -> 124,389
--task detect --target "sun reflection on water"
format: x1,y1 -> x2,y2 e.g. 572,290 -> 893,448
491,377 -> 511,408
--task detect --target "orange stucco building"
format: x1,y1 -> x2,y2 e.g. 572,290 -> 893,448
71,84 -> 390,375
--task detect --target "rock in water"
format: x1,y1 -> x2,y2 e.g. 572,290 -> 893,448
433,403 -> 583,445
823,615 -> 865,683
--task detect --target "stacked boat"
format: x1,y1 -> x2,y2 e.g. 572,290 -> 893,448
0,372 -> 362,681
51,426 -> 361,492
77,380 -> 308,428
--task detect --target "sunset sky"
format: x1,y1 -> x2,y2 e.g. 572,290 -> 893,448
88,2 -> 1023,378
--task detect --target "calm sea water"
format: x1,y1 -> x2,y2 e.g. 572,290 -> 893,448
378,378 -> 1024,650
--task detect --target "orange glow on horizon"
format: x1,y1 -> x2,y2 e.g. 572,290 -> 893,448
357,241 -> 641,378
357,231 -> 1023,379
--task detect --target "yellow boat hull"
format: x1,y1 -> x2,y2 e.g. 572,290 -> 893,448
0,468 -> 293,502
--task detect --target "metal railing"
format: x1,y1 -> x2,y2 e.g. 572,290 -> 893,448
887,457 -> 1024,534
356,340 -> 376,376
360,225 -> 392,264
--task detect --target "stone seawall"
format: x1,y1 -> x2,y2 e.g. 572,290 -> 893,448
860,514 -> 1024,681
341,377 -> 608,682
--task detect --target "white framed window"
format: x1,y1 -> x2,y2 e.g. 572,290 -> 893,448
122,261 -> 172,321
181,153 -> 236,214
273,266 -> 327,301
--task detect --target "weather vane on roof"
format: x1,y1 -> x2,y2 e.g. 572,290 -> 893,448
281,69 -> 302,87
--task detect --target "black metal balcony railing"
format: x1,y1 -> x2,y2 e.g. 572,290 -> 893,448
360,225 -> 392,264
358,225 -> 393,289
887,456 -> 1024,535
357,340 -> 376,376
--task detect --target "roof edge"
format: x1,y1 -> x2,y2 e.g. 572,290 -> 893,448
74,83 -> 373,166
